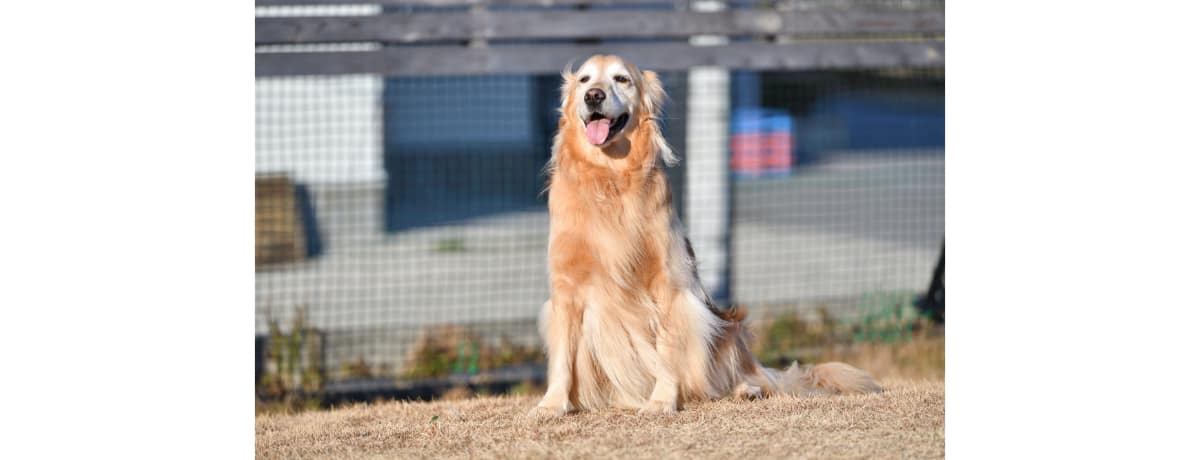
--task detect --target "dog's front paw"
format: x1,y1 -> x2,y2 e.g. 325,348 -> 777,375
528,403 -> 570,418
638,399 -> 678,415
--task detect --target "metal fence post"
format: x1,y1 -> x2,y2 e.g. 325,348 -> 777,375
686,0 -> 731,304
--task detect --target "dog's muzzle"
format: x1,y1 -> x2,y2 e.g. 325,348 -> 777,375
583,111 -> 629,146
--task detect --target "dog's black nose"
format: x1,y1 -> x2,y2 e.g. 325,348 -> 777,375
584,88 -> 606,106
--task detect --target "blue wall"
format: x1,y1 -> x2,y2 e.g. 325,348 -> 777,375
811,92 -> 945,151
382,75 -> 556,231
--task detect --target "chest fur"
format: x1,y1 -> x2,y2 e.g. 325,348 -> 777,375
547,170 -> 666,288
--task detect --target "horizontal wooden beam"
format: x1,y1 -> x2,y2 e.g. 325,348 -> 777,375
256,40 -> 944,77
255,0 -> 669,6
256,9 -> 943,44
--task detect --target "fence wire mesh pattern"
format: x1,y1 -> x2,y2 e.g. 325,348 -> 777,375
255,1 -> 943,402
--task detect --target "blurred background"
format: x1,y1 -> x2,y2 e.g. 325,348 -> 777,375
255,0 -> 944,411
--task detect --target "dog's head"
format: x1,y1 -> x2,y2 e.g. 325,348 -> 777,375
560,55 -> 666,151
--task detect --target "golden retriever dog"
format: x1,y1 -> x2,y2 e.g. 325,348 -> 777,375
531,55 -> 881,417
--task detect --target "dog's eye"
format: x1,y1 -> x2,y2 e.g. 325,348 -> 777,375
614,75 -> 630,84
579,75 -> 590,83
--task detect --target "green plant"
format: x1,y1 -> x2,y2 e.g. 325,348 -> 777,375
258,306 -> 325,413
852,291 -> 929,344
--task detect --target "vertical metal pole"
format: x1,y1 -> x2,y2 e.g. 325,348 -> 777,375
686,0 -> 731,304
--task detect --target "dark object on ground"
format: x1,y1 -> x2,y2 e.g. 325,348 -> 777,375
915,242 -> 944,323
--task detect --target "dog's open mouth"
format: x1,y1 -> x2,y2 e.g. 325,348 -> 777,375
584,112 -> 629,145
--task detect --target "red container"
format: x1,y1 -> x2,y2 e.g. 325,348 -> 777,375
732,131 -> 792,178
731,109 -> 794,179
731,132 -> 766,177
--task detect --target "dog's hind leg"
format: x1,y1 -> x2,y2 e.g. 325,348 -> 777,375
733,382 -> 763,400
640,291 -> 721,414
530,292 -> 583,417
639,335 -> 682,414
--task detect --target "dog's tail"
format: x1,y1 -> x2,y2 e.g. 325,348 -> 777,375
765,361 -> 882,396
718,306 -> 881,396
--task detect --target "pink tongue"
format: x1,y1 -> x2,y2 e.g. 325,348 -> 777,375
585,119 -> 611,145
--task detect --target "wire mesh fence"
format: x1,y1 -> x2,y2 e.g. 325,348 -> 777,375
255,1 -> 943,404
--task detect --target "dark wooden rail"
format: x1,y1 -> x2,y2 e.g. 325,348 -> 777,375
256,9 -> 943,44
255,2 -> 944,77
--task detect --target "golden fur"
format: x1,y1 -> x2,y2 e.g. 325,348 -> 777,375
531,55 -> 880,416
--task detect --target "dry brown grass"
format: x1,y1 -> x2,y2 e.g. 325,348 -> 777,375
256,378 -> 943,459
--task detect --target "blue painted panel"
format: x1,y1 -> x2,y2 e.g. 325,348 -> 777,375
384,75 -> 542,155
812,92 -> 945,151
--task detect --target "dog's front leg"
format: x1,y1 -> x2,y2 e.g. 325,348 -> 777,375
530,292 -> 582,417
640,332 -> 682,414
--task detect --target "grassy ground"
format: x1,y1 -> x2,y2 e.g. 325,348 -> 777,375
256,378 -> 943,459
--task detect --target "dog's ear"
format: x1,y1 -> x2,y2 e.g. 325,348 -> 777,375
641,70 -> 665,118
559,62 -> 576,110
640,69 -> 677,166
